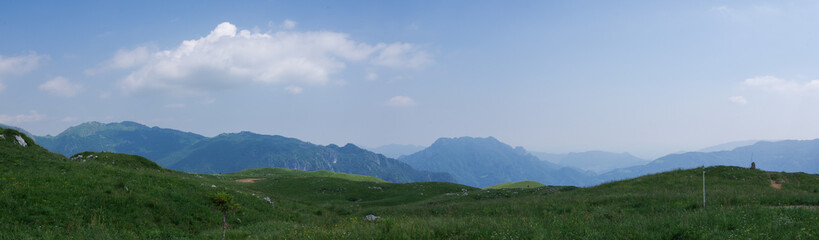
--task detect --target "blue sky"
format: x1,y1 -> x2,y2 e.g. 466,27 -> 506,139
2,1 -> 819,159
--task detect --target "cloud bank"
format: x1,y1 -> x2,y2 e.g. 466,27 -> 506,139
743,76 -> 819,93
0,53 -> 48,91
0,110 -> 46,125
101,22 -> 432,96
39,76 -> 83,97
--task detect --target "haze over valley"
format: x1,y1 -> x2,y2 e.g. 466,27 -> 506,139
5,120 -> 817,189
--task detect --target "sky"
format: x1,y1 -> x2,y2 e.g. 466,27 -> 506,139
2,1 -> 819,159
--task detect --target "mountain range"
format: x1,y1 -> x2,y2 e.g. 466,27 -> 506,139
598,139 -> 819,182
10,121 -> 819,188
30,121 -> 452,183
34,121 -> 206,166
697,140 -> 760,153
169,131 -> 452,183
531,151 -> 648,174
400,136 -> 597,187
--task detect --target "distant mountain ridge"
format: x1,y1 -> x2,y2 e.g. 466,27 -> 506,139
697,140 -> 760,153
21,121 -> 819,188
400,136 -> 597,187
32,121 -> 453,183
170,131 -> 452,183
599,139 -> 819,182
34,121 -> 206,166
532,151 -> 648,174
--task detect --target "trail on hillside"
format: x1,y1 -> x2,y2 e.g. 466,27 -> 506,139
766,172 -> 784,189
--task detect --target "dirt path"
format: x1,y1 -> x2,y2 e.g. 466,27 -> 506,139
235,178 -> 264,183
769,180 -> 782,189
766,172 -> 782,189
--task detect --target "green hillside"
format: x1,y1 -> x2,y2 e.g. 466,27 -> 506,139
69,151 -> 162,170
3,126 -> 819,239
226,168 -> 389,183
484,180 -> 546,189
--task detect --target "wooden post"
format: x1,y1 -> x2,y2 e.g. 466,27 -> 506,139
702,166 -> 706,208
222,212 -> 227,240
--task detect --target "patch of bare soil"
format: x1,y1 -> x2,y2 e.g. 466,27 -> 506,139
766,172 -> 783,189
235,178 -> 264,183
769,180 -> 782,189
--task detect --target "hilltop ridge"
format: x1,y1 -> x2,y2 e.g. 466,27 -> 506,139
30,122 -> 453,183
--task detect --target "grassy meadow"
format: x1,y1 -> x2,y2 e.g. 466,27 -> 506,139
2,127 -> 819,239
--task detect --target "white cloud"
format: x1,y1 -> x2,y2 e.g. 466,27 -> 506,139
0,110 -> 46,125
729,96 -> 747,105
98,22 -> 431,96
281,19 -> 297,30
366,72 -> 378,81
85,46 -> 153,75
371,43 -> 433,68
0,53 -> 46,76
743,76 -> 819,93
386,96 -> 416,107
39,76 -> 83,97
0,53 -> 48,91
285,85 -> 304,94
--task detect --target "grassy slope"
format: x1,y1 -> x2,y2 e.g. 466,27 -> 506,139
2,126 -> 819,239
225,168 -> 388,183
0,128 -> 471,239
484,180 -> 546,189
243,166 -> 817,239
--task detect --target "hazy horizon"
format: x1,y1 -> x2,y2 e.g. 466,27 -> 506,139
7,119 -> 774,160
3,1 -> 819,160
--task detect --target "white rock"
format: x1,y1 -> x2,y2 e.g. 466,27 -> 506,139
365,214 -> 381,222
15,135 -> 26,147
211,185 -> 216,188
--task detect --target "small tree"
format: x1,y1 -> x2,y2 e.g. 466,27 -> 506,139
211,192 -> 240,240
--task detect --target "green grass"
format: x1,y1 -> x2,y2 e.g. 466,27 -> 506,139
2,126 -> 819,239
225,167 -> 388,183
69,151 -> 163,170
484,180 -> 546,189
